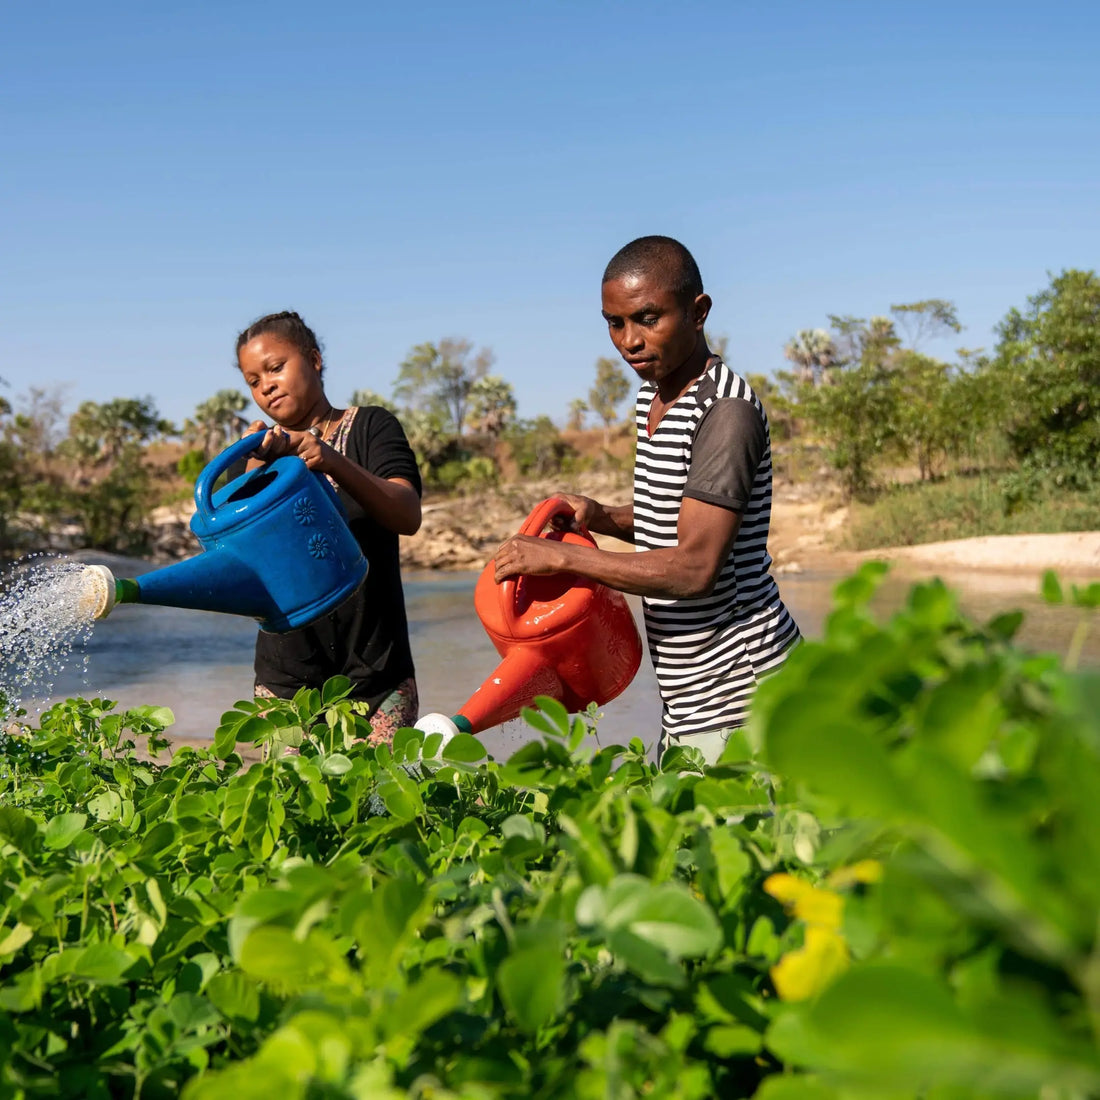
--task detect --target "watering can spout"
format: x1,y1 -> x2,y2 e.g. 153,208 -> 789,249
80,554 -> 284,624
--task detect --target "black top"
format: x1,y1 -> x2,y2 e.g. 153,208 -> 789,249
253,406 -> 422,714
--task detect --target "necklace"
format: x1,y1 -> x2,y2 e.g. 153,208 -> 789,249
307,407 -> 338,441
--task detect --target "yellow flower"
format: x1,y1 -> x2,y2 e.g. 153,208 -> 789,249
770,925 -> 850,1002
763,873 -> 843,930
763,871 -> 869,1001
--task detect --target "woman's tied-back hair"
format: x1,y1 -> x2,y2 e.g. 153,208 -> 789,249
235,311 -> 325,377
602,236 -> 704,308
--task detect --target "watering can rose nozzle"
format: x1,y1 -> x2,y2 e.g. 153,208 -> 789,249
412,713 -> 470,751
78,565 -> 140,620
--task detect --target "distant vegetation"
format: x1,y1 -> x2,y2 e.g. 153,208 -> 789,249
1,270 -> 1097,558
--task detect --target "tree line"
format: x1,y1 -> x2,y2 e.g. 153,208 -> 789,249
0,337 -> 637,557
1,269 -> 1096,558
768,269 -> 1099,506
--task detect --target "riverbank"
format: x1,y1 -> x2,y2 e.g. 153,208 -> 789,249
22,469 -> 1099,586
401,476 -> 1100,586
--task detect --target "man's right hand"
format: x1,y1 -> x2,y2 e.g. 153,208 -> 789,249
550,493 -> 603,535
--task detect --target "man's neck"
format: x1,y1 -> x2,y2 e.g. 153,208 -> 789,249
655,343 -> 713,404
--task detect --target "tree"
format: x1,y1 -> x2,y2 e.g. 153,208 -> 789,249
705,331 -> 730,361
61,397 -> 172,479
588,357 -> 631,447
348,388 -> 396,413
891,351 -> 953,480
890,299 -> 962,350
183,389 -> 248,458
802,362 -> 900,498
992,268 -> 1100,496
783,329 -> 837,387
400,408 -> 455,482
505,417 -> 577,478
566,398 -> 588,431
466,375 -> 517,437
393,338 -> 493,435
0,386 -> 72,557
795,315 -> 906,497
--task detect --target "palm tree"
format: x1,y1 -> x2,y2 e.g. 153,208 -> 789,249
184,390 -> 249,458
783,329 -> 837,387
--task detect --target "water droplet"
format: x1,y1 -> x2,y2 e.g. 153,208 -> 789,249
1,555 -> 98,720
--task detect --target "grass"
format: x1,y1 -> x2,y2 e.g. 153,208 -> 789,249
844,472 -> 1100,551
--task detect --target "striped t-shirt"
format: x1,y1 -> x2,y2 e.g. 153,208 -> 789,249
634,357 -> 800,739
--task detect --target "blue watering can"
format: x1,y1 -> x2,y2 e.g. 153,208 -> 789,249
80,432 -> 368,632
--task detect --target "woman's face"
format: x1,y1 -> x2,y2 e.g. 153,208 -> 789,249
238,333 -> 325,428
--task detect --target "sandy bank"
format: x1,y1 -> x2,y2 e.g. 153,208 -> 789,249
854,531 -> 1100,585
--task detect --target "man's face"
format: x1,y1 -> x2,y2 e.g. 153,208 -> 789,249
601,272 -> 706,386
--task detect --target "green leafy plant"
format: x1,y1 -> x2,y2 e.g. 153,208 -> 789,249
0,569 -> 1096,1097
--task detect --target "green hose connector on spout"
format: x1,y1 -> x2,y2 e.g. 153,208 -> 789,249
114,577 -> 141,606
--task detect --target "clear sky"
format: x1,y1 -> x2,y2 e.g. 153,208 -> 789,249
4,0 -> 1098,431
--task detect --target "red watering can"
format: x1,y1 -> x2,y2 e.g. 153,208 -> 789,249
420,497 -> 643,739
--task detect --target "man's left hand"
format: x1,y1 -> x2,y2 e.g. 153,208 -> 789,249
493,534 -> 565,582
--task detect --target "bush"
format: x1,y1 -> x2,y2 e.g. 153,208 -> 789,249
176,449 -> 207,484
0,569 -> 1097,1097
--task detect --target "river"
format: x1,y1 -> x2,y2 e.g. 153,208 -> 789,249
22,552 -> 1100,760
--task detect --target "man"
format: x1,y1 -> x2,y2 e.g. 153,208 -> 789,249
493,236 -> 800,763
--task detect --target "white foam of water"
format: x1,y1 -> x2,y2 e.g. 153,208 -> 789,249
0,555 -> 95,718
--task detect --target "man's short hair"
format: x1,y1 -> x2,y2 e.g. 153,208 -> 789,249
602,236 -> 704,307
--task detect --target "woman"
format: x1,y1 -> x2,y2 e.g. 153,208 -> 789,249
235,310 -> 421,743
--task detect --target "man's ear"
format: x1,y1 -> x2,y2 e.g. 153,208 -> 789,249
312,351 -> 324,375
693,293 -> 713,330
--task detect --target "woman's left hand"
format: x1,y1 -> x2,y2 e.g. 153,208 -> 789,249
257,426 -> 330,472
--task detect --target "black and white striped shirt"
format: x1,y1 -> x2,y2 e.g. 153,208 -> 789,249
634,357 -> 800,738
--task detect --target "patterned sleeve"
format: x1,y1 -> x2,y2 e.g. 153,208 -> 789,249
683,398 -> 766,512
349,407 -> 423,496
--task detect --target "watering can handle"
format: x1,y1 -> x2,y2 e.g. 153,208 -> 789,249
500,496 -> 584,618
193,431 -> 267,523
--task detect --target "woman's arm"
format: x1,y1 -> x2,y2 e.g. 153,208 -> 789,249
245,422 -> 422,536
318,447 -> 421,535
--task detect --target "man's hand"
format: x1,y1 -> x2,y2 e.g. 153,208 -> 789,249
493,534 -> 567,582
549,493 -> 601,535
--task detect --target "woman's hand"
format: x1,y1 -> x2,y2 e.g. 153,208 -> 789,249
247,422 -> 331,472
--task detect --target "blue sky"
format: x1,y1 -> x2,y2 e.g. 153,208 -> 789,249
4,1 -> 1098,431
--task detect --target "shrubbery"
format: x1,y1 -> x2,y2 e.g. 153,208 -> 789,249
0,567 -> 1097,1097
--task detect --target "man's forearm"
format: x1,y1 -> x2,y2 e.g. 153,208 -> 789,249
589,503 -> 636,543
535,541 -> 713,599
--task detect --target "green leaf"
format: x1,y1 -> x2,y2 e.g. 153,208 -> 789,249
764,695 -> 911,818
0,923 -> 34,957
580,875 -> 722,961
319,753 -> 352,776
205,972 -> 261,1023
1070,581 -> 1100,609
441,733 -> 487,763
755,1076 -> 839,1100
321,675 -> 353,705
496,941 -> 565,1032
44,812 -> 87,850
131,704 -> 175,728
521,696 -> 571,738
380,969 -> 463,1040
0,806 -> 39,854
1041,570 -> 1064,605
